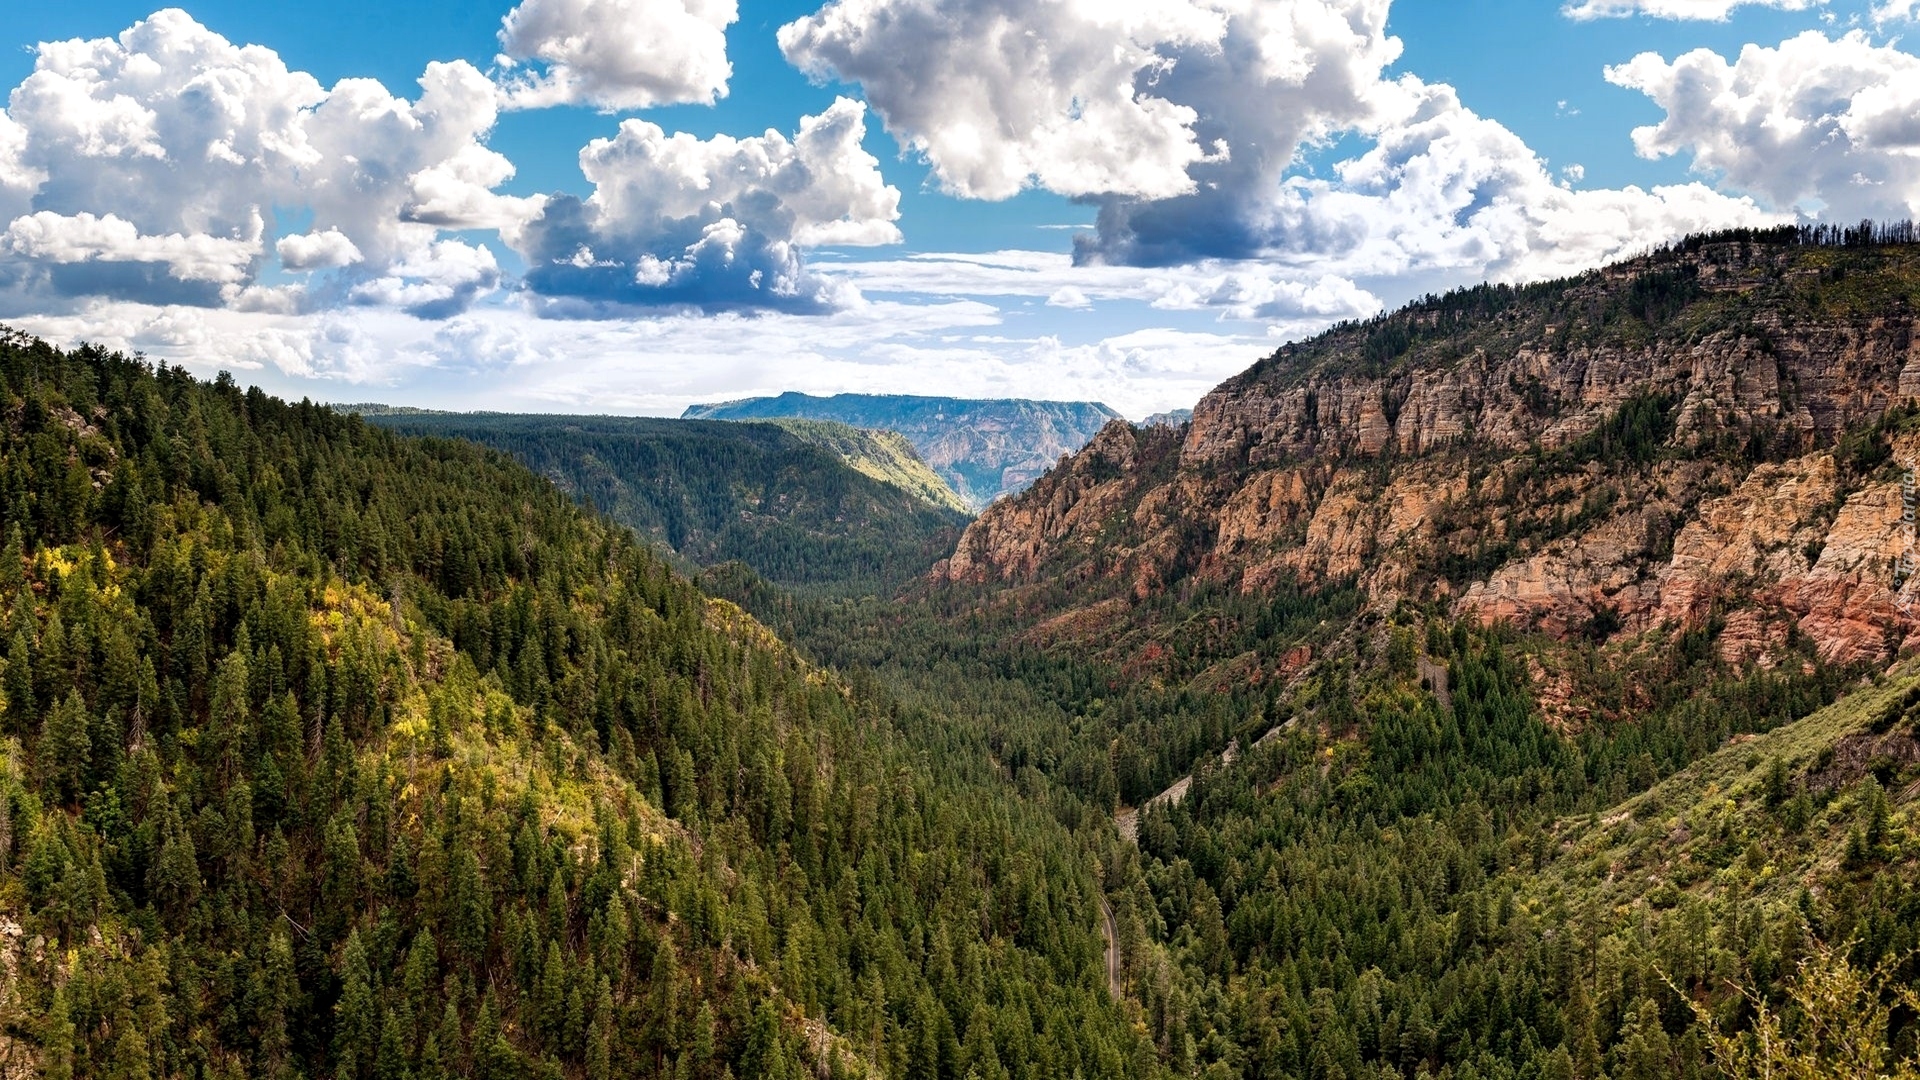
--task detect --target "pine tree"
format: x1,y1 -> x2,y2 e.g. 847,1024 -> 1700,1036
38,690 -> 91,804
0,523 -> 23,590
261,932 -> 297,1080
375,1008 -> 410,1080
434,1001 -> 464,1078
42,985 -> 74,1080
587,977 -> 613,1080
205,649 -> 250,791
5,629 -> 36,733
111,1025 -> 152,1080
335,930 -> 376,1079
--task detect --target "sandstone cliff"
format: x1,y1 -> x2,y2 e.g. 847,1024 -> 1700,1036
936,235 -> 1920,681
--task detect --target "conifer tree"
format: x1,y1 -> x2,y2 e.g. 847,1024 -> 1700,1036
38,690 -> 91,804
335,930 -> 376,1079
3,629 -> 33,733
41,985 -> 73,1080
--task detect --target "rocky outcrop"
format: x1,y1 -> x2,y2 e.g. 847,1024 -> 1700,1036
934,240 -> 1920,673
1183,315 -> 1917,473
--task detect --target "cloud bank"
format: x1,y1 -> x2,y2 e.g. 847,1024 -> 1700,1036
779,0 -> 1776,283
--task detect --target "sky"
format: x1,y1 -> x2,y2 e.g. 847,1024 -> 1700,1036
1,0 -> 1917,418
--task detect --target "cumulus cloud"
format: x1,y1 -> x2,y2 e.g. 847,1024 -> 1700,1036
497,0 -> 737,110
0,9 -> 539,315
1256,78 -> 1781,284
782,0 -> 1402,215
1562,0 -> 1821,20
348,240 -> 502,320
5,210 -> 261,283
1607,31 -> 1920,220
780,0 -> 1237,200
516,96 -> 900,314
276,229 -> 363,272
0,111 -> 39,219
781,0 -> 1770,283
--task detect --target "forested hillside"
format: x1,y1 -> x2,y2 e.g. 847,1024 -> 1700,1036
361,412 -> 968,591
708,228 -> 1920,1080
0,332 -> 1152,1080
711,555 -> 1918,1080
4,226 -> 1918,1080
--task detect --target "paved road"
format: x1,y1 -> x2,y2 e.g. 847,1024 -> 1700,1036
1098,893 -> 1120,999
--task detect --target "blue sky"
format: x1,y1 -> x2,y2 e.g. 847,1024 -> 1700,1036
0,0 -> 1915,416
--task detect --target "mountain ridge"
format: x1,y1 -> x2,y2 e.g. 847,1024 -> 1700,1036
937,229 -> 1920,684
683,391 -> 1122,509
361,411 -> 969,590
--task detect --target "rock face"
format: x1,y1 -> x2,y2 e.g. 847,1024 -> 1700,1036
936,238 -> 1920,673
683,392 -> 1121,509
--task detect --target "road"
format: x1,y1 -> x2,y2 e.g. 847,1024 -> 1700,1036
1098,893 -> 1120,999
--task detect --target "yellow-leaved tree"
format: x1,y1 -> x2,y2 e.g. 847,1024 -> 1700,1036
1690,939 -> 1920,1080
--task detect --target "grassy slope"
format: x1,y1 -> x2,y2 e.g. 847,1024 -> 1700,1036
1541,661 -> 1919,915
764,419 -> 970,514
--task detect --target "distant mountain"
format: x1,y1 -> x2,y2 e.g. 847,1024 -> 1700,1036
362,412 -> 969,590
328,402 -> 456,416
682,391 -> 1121,508
1141,408 -> 1192,427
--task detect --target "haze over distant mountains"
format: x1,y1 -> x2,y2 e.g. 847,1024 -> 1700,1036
683,392 -> 1121,508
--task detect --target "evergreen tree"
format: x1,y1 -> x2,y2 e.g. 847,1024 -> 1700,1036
37,690 -> 91,804
335,930 -> 376,1079
42,985 -> 74,1080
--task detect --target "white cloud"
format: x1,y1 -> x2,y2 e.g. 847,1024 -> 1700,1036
780,0 -> 1247,200
404,143 -> 549,243
5,289 -> 1250,418
1562,0 -> 1821,20
0,110 -> 39,219
779,0 -> 1770,285
0,9 -> 537,313
1261,78 -> 1781,285
516,97 -> 900,313
497,0 -> 737,110
4,209 -> 261,284
348,240 -> 503,320
1607,30 -> 1920,219
276,229 -> 363,272
1875,1 -> 1919,21
823,249 -> 1382,327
